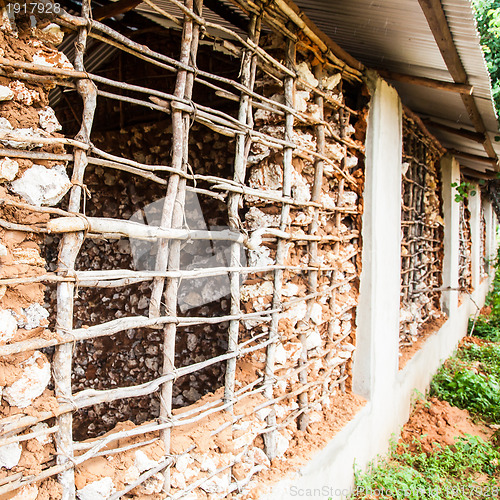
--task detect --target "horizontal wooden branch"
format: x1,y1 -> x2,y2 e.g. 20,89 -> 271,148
0,218 -> 47,233
0,68 -> 74,88
378,69 -> 473,94
47,216 -> 248,242
0,132 -> 88,150
0,262 -> 347,288
0,309 -> 276,357
422,119 -> 485,143
449,149 -> 498,167
0,148 -> 73,162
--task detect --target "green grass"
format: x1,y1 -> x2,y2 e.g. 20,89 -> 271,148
353,342 -> 500,498
459,343 -> 500,379
470,248 -> 500,342
430,355 -> 500,424
470,315 -> 500,342
352,436 -> 500,499
429,245 -> 500,422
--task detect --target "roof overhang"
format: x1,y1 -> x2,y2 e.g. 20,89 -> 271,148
292,0 -> 500,173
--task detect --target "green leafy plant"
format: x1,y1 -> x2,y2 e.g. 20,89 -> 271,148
451,181 -> 476,202
430,358 -> 500,423
353,249 -> 500,499
470,247 -> 500,341
459,343 -> 500,379
352,436 -> 500,499
473,0 -> 500,124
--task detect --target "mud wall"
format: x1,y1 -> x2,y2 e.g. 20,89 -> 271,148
399,113 -> 445,354
0,1 -> 369,498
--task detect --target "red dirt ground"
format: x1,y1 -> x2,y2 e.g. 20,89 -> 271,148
399,397 -> 493,454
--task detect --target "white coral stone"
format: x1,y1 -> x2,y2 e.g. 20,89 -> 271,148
0,157 -> 19,182
0,310 -> 17,343
3,351 -> 51,408
0,442 -> 21,469
10,164 -> 71,207
39,107 -> 62,133
134,450 -> 158,473
77,477 -> 116,500
0,85 -> 13,101
11,484 -> 38,500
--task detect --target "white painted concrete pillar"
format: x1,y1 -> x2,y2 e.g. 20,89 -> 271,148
484,198 -> 497,269
469,183 -> 482,290
440,155 -> 460,314
353,72 -> 402,400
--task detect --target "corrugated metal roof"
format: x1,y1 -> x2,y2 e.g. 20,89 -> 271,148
293,0 -> 500,172
136,0 -> 248,37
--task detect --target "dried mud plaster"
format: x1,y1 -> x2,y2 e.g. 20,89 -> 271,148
0,3 -> 370,499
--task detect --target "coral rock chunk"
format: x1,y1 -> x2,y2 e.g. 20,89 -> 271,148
10,164 -> 71,206
77,477 -> 116,500
3,351 -> 51,408
0,157 -> 19,182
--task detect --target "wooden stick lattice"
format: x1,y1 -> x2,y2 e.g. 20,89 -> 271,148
0,0 -> 372,496
399,114 -> 445,350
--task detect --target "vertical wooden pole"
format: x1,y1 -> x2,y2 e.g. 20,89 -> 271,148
148,0 -> 201,491
224,14 -> 261,409
298,65 -> 327,431
54,1 -> 96,498
328,103 -> 349,392
149,0 -> 194,322
264,35 -> 296,457
309,65 -> 331,402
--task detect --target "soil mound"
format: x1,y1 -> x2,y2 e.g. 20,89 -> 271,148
399,397 -> 492,454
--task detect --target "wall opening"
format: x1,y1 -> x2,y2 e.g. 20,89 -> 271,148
399,112 -> 446,368
458,194 -> 473,296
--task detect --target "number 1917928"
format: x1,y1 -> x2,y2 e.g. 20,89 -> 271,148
6,2 -> 61,15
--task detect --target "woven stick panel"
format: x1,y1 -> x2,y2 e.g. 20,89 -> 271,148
399,114 -> 445,350
0,0 -> 368,498
458,196 -> 473,292
480,201 -> 487,277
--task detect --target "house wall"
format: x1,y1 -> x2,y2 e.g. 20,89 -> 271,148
0,4 -> 497,498
261,75 -> 497,500
0,6 -> 370,497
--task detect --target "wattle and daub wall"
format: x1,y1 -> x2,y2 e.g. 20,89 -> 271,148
0,0 -> 368,498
